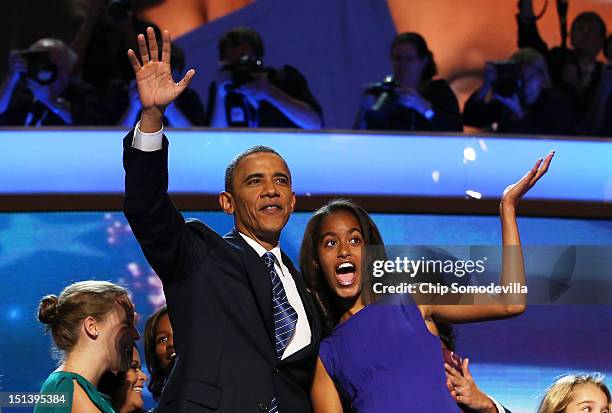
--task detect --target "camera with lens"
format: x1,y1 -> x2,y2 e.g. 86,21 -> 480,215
365,75 -> 397,112
492,61 -> 522,98
16,49 -> 58,86
221,55 -> 266,92
105,0 -> 131,20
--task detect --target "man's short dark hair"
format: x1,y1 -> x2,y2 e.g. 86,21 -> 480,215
571,12 -> 607,40
390,32 -> 438,82
224,146 -> 288,193
218,27 -> 265,61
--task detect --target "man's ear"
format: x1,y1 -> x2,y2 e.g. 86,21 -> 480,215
219,191 -> 235,215
83,316 -> 98,339
289,192 -> 296,213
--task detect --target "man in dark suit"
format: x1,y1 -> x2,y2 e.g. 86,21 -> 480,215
122,28 -> 321,412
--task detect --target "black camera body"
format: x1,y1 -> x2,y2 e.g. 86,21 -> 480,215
365,74 -> 397,96
365,75 -> 397,112
17,49 -> 58,86
492,61 -> 522,98
222,55 -> 266,91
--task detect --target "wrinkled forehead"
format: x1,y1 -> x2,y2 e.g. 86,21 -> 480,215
235,152 -> 292,179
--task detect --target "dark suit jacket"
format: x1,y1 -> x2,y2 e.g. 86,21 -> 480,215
123,132 -> 321,412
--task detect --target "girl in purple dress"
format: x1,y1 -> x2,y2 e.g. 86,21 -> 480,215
300,153 -> 554,412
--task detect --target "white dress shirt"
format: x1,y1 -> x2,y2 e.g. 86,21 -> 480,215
131,123 -> 312,359
238,233 -> 312,359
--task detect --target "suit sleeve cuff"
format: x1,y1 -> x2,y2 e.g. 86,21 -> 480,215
488,395 -> 506,413
132,121 -> 163,152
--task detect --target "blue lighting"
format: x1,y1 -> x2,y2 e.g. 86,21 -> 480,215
7,307 -> 20,321
1,129 -> 610,201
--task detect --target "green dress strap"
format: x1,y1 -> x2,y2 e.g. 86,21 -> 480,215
34,371 -> 116,413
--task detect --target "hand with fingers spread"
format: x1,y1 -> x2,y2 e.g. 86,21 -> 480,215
501,150 -> 554,209
126,27 -> 195,131
445,358 -> 498,413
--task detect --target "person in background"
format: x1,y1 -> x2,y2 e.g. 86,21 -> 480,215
0,38 -> 106,126
35,280 -> 140,413
143,306 -> 175,404
354,32 -> 462,132
69,0 -> 138,99
463,48 -> 576,135
115,42 -> 205,127
537,373 -> 611,413
517,0 -> 607,133
98,345 -> 148,413
206,27 -> 322,129
605,35 -> 612,65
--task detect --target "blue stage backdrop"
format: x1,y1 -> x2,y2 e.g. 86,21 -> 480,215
0,211 -> 610,413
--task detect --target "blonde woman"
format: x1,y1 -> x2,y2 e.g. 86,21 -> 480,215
538,373 -> 611,413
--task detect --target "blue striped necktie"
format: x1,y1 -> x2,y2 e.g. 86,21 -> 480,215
263,251 -> 298,357
263,251 -> 298,413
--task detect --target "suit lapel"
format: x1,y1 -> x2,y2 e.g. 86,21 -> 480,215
224,228 -> 321,363
224,228 -> 275,347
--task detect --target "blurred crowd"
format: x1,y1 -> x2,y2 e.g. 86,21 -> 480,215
1,0 -> 610,136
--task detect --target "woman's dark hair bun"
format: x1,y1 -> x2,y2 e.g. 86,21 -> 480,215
38,295 -> 59,325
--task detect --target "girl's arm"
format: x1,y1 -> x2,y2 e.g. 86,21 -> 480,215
311,357 -> 344,413
421,151 -> 554,323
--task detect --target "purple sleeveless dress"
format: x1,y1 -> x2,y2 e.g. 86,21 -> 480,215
319,294 -> 460,412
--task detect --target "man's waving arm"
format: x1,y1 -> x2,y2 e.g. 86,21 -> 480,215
122,28 -> 198,282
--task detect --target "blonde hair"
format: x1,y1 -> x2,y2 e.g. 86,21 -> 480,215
38,281 -> 130,357
538,373 -> 611,413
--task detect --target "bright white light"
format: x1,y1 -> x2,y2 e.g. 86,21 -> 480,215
465,190 -> 482,199
431,170 -> 440,183
478,139 -> 488,152
127,262 -> 141,277
464,147 -> 477,162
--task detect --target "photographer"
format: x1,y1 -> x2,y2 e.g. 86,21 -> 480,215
463,48 -> 576,135
578,62 -> 612,136
69,0 -> 138,98
354,32 -> 462,132
206,27 -> 323,129
0,38 -> 106,126
517,0 -> 607,129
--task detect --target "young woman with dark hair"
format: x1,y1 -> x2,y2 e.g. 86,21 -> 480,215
303,153 -> 553,412
98,345 -> 148,413
355,32 -> 463,132
143,306 -> 175,403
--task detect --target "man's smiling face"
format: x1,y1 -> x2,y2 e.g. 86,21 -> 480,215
221,152 -> 295,249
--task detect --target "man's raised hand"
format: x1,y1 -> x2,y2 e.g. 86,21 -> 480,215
127,28 -> 195,130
